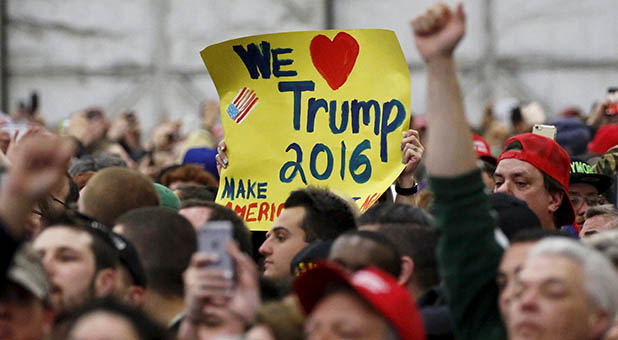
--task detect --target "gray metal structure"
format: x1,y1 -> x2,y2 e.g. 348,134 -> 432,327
2,0 -> 617,131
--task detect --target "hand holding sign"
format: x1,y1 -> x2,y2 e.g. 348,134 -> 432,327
216,140 -> 228,173
202,30 -> 411,230
400,129 -> 424,180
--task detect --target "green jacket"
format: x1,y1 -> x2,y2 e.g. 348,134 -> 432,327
430,170 -> 507,340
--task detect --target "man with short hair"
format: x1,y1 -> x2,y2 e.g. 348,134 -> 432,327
508,238 -> 618,340
78,167 -> 159,227
494,134 -> 574,229
113,207 -> 197,328
32,216 -> 119,319
68,153 -> 128,178
109,232 -> 148,307
179,200 -> 253,256
580,204 -> 618,237
496,229 -> 570,323
295,262 -> 426,340
583,229 -> 618,268
583,229 -> 618,340
173,183 -> 217,202
567,160 -> 613,233
328,230 -> 402,277
412,2 -> 614,339
357,203 -> 438,299
357,203 -> 448,340
0,245 -> 55,340
258,187 -> 356,281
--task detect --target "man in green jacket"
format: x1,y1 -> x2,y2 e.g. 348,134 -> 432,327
412,3 -> 618,340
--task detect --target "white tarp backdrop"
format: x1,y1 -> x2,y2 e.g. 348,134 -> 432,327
4,0 -> 617,133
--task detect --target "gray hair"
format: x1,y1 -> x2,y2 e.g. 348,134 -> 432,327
585,204 -> 618,229
582,229 -> 618,270
68,154 -> 127,177
528,238 -> 618,322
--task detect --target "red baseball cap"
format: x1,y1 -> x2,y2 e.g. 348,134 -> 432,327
588,124 -> 618,155
294,262 -> 426,340
472,133 -> 498,165
498,133 -> 574,226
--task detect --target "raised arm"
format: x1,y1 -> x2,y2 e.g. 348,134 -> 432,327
0,134 -> 73,291
412,4 -> 506,339
0,134 -> 73,239
412,2 -> 476,177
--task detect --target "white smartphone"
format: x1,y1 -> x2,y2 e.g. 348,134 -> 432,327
197,221 -> 234,279
532,124 -> 557,140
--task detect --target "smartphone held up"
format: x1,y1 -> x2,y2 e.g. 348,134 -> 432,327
197,221 -> 235,280
532,124 -> 557,140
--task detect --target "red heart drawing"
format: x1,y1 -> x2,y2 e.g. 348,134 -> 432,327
310,32 -> 360,91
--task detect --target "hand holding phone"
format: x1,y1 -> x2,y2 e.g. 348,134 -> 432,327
197,221 -> 235,279
182,240 -> 260,330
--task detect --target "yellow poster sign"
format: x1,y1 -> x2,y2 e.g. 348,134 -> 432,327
201,29 -> 410,231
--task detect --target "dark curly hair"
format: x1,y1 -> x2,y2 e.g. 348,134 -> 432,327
283,187 -> 357,242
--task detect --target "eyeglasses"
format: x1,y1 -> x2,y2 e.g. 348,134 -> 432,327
31,194 -> 68,217
569,194 -> 605,208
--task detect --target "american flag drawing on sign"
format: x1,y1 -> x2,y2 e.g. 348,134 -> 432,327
226,87 -> 259,124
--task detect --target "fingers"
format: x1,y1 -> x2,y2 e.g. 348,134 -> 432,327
403,142 -> 423,155
216,140 -> 228,171
455,2 -> 466,23
215,153 -> 227,172
401,130 -> 424,171
190,274 -> 233,297
20,134 -> 74,166
186,253 -> 234,299
227,242 -> 258,289
428,2 -> 450,28
402,143 -> 423,163
401,129 -> 422,150
217,140 -> 227,153
411,2 -> 451,35
190,252 -> 217,268
5,134 -> 75,200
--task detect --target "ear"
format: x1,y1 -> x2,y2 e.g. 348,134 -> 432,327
126,286 -> 145,307
586,308 -> 611,340
397,256 -> 414,286
93,268 -> 117,298
547,190 -> 564,214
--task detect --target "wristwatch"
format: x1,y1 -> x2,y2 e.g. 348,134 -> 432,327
395,182 -> 418,196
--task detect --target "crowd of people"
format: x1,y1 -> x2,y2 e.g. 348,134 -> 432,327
2,2 -> 618,340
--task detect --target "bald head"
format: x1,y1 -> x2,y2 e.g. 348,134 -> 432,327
79,167 -> 159,227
